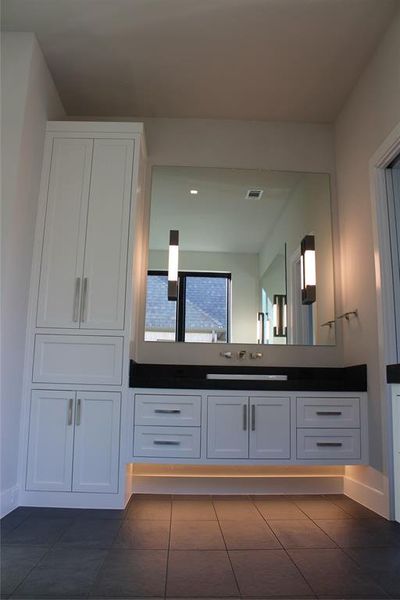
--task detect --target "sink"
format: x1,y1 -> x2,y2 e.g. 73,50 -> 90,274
206,373 -> 288,381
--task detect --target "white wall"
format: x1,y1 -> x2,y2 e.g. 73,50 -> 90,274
334,11 -> 400,516
1,33 -> 65,515
149,249 -> 260,343
134,117 -> 343,366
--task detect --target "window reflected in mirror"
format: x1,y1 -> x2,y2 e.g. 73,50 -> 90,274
145,166 -> 335,346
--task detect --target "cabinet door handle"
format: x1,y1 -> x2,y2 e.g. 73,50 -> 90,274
316,442 -> 343,447
154,409 -> 181,414
76,398 -> 81,426
251,404 -> 256,431
316,411 -> 342,416
243,404 -> 248,431
153,440 -> 180,446
73,278 -> 81,322
67,398 -> 73,426
80,277 -> 88,323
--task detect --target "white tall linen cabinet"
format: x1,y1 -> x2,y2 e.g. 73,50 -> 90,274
19,122 -> 146,509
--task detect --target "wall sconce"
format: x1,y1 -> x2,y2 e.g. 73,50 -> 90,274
273,295 -> 287,337
257,312 -> 265,344
168,229 -> 179,301
300,234 -> 316,305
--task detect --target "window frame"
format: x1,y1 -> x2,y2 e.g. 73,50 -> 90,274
147,270 -> 231,342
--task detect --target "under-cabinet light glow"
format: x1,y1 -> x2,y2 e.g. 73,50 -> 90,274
168,230 -> 179,301
300,234 -> 316,305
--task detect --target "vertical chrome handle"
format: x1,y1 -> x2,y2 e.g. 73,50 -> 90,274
76,398 -> 81,426
73,278 -> 81,322
243,404 -> 247,431
80,277 -> 88,323
67,398 -> 73,426
251,404 -> 255,431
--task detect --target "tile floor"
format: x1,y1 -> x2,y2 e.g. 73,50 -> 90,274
1,494 -> 400,599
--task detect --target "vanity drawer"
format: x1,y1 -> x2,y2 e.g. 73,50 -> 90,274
297,397 -> 360,428
297,428 -> 361,460
134,394 -> 201,427
33,335 -> 123,385
133,426 -> 201,458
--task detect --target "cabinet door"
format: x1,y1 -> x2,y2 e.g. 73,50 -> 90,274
26,390 -> 75,491
37,138 -> 93,328
80,139 -> 134,330
207,396 -> 249,459
249,397 -> 291,459
72,392 -> 121,493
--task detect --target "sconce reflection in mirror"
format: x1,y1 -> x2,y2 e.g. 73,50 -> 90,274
273,295 -> 287,338
301,234 -> 316,305
257,312 -> 271,344
168,230 -> 179,301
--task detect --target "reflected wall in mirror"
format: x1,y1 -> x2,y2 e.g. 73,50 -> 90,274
145,166 -> 335,346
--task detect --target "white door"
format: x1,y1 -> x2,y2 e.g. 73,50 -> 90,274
72,391 -> 121,493
26,390 -> 75,491
80,139 -> 134,330
207,396 -> 249,459
249,396 -> 291,459
37,138 -> 93,328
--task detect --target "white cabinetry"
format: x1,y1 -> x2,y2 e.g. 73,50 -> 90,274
249,397 -> 291,459
37,137 -> 133,331
207,396 -> 248,459
27,391 -> 121,494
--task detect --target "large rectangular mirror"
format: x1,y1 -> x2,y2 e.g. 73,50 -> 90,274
144,166 -> 335,345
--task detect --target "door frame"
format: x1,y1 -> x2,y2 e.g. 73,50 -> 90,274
369,122 -> 400,520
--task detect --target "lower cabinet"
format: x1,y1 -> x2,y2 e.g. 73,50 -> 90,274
207,395 -> 290,459
27,389 -> 121,493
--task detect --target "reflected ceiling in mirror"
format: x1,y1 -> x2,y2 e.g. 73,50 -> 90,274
145,166 -> 335,346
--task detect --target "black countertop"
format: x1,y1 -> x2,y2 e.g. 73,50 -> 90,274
387,364 -> 400,384
130,361 -> 367,392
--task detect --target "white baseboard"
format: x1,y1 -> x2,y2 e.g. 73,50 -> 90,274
343,475 -> 388,518
132,475 -> 344,495
1,485 -> 19,518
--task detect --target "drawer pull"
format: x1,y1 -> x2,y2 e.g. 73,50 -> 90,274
153,440 -> 181,446
154,409 -> 181,414
316,442 -> 343,447
316,411 -> 342,416
243,404 -> 248,431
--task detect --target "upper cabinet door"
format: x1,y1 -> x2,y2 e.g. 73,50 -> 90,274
249,397 -> 291,459
37,138 -> 93,328
80,139 -> 134,330
207,395 -> 249,459
26,390 -> 75,492
72,391 -> 121,493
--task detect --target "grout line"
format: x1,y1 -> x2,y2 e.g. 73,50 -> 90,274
163,497 -> 172,599
212,496 -> 243,599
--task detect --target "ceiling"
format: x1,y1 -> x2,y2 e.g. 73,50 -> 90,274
149,166 -> 309,253
2,0 -> 398,122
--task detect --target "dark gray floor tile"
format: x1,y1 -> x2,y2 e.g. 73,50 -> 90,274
288,548 -> 388,598
1,546 -> 48,597
219,519 -> 281,549
315,519 -> 400,547
2,517 -> 71,546
172,494 -> 212,500
0,511 -> 31,535
25,507 -> 85,519
91,548 -> 167,597
213,499 -> 263,522
11,547 -> 107,598
255,499 -> 309,520
294,499 -> 353,519
326,495 -> 383,519
126,498 -> 171,520
113,519 -> 170,549
346,547 -> 400,597
81,508 -> 126,520
170,520 -> 225,550
56,518 -> 121,548
167,550 -> 239,598
268,519 -> 337,548
230,549 -> 314,598
172,499 -> 216,521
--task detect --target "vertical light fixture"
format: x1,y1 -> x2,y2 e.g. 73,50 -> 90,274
273,294 -> 287,337
168,230 -> 179,301
300,234 -> 316,305
257,312 -> 265,344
